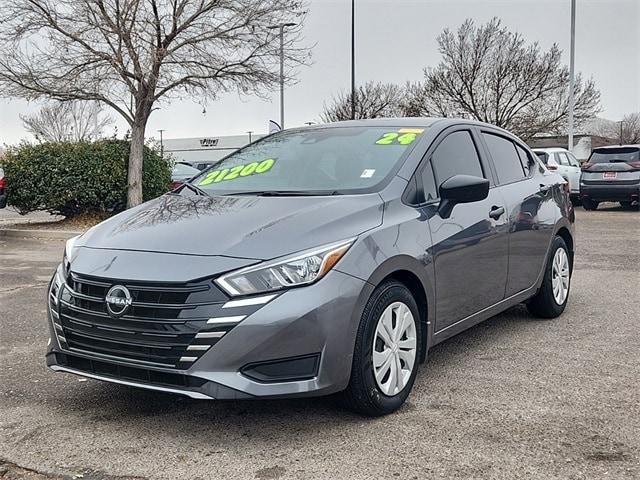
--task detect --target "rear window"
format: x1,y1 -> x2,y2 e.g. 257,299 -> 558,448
534,151 -> 549,163
589,147 -> 640,163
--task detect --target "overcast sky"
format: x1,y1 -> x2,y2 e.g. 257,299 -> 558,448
0,0 -> 638,145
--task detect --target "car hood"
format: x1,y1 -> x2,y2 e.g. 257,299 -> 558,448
77,193 -> 384,260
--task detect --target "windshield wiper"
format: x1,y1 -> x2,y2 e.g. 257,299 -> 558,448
225,190 -> 343,197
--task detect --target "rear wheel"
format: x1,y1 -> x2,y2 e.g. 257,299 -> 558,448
527,236 -> 571,318
343,280 -> 422,416
582,198 -> 599,211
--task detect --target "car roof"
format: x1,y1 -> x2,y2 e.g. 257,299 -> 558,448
592,144 -> 640,150
290,117 -> 527,142
532,147 -> 571,153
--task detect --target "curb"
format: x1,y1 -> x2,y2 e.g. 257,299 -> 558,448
0,228 -> 82,240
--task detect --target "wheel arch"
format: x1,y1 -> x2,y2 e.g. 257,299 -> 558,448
385,270 -> 429,364
555,226 -> 574,274
364,256 -> 433,364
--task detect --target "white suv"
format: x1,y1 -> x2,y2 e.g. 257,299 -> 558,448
533,148 -> 582,205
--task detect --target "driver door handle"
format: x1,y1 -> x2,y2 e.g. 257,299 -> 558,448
489,206 -> 505,219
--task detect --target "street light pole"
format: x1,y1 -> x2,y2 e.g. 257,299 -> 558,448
269,22 -> 296,130
351,0 -> 356,120
157,129 -> 165,159
568,0 -> 576,152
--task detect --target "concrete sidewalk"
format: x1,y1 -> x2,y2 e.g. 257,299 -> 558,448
0,207 -> 81,239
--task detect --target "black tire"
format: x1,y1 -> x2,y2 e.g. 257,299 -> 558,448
527,236 -> 571,319
582,198 -> 599,211
620,201 -> 633,207
570,195 -> 582,207
343,279 -> 422,416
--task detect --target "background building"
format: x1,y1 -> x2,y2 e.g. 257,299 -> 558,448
162,133 -> 266,164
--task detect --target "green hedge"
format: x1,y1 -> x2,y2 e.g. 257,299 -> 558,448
0,139 -> 171,217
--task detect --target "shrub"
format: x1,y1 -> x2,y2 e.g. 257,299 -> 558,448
0,139 -> 171,217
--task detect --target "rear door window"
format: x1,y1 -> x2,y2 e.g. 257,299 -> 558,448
556,153 -> 571,166
482,133 -> 525,184
515,145 -> 534,177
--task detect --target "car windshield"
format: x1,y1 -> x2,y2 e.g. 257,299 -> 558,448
589,147 -> 640,163
188,126 -> 427,195
173,163 -> 200,175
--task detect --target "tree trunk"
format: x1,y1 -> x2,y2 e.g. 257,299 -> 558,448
127,118 -> 146,208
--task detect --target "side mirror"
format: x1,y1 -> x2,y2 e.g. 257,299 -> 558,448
437,174 -> 490,219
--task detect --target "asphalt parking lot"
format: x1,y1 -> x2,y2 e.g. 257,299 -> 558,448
1,205 -> 638,480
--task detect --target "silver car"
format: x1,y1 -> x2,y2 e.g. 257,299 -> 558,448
46,119 -> 575,416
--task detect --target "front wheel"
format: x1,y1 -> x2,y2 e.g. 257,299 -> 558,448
343,280 -> 422,416
527,236 -> 571,318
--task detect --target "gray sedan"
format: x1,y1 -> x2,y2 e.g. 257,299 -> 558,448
46,118 -> 575,416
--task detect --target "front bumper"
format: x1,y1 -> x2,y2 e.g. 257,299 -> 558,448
46,267 -> 370,400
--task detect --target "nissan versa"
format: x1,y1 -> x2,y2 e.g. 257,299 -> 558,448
46,118 -> 575,416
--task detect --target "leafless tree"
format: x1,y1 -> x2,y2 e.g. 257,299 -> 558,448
415,18 -> 601,140
20,101 -> 114,142
588,113 -> 640,144
321,81 -> 407,122
0,0 -> 310,207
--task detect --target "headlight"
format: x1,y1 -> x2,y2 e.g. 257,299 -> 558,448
216,239 -> 355,296
62,234 -> 81,279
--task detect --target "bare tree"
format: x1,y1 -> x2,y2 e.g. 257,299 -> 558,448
0,0 -> 309,207
321,81 -> 406,122
589,113 -> 640,144
415,18 -> 601,140
20,101 -> 114,142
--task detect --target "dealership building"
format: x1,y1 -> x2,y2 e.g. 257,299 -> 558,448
162,133 -> 266,165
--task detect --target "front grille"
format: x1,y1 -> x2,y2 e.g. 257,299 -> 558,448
51,272 -> 232,369
55,353 -> 207,389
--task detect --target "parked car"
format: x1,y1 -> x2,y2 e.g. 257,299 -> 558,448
171,162 -> 200,190
580,145 -> 640,210
0,167 -> 6,209
46,118 -> 575,416
533,147 -> 582,205
178,160 -> 217,171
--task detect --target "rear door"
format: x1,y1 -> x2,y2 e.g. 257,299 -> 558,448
479,131 -> 554,297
